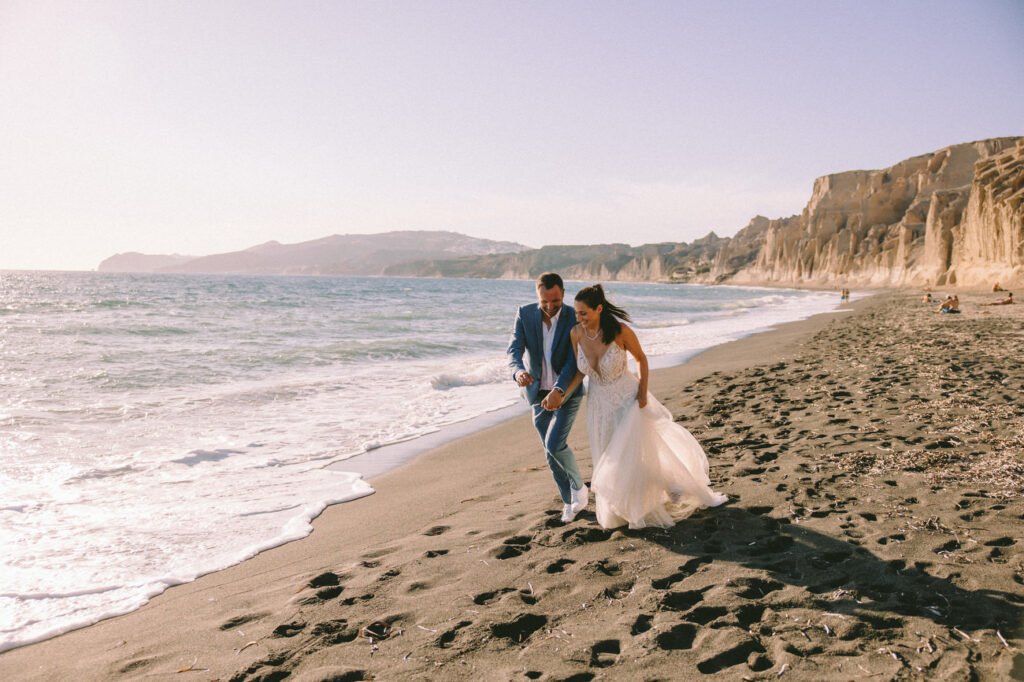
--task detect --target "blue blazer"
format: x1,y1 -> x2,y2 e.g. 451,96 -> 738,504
507,303 -> 584,406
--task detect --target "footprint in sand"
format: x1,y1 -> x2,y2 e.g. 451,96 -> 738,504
309,619 -> 359,645
492,535 -> 532,559
377,568 -> 401,581
300,585 -> 344,603
876,533 -> 906,545
489,613 -> 547,644
695,629 -> 767,674
589,639 -> 620,668
729,577 -> 783,599
519,588 -> 538,605
660,587 -> 708,611
630,613 -> 653,635
546,558 -> 575,573
684,605 -> 728,625
473,587 -> 515,605
271,620 -> 306,638
436,620 -> 472,648
298,571 -> 346,603
651,556 -> 712,589
219,612 -> 269,630
983,536 -> 1016,547
654,622 -> 697,650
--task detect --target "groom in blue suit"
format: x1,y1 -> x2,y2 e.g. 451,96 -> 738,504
507,272 -> 588,523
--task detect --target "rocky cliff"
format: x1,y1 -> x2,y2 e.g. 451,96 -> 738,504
945,140 -> 1024,287
382,233 -> 729,282
724,137 -> 1023,288
385,138 -> 1023,288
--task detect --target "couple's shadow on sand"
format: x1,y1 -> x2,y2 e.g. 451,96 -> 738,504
554,503 -> 1023,637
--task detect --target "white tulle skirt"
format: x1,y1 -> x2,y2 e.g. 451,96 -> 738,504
590,394 -> 728,530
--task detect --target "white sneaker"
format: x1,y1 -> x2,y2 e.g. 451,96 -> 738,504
569,484 -> 589,517
560,503 -> 574,523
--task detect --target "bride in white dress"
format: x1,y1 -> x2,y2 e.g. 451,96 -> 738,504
560,284 -> 728,529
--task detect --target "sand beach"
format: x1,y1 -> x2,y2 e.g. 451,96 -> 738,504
2,291 -> 1022,681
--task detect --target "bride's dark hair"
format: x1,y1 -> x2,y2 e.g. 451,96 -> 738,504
575,284 -> 631,344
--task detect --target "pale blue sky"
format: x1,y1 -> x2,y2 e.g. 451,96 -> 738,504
1,0 -> 1021,271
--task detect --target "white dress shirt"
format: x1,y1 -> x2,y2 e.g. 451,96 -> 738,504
540,307 -> 561,391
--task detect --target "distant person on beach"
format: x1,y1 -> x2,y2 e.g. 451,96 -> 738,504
993,282 -> 1004,292
937,295 -> 961,313
554,284 -> 727,529
507,272 -> 588,523
922,292 -> 933,303
981,292 -> 1014,306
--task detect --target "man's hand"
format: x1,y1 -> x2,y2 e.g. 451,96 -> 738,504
542,389 -> 564,411
516,371 -> 534,387
635,389 -> 647,408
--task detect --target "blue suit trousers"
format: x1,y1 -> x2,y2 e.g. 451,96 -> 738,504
531,390 -> 584,504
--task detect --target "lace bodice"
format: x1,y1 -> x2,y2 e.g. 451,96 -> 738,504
577,341 -> 629,385
578,342 -> 638,457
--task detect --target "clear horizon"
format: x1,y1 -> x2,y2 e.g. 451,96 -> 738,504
2,0 -> 1022,271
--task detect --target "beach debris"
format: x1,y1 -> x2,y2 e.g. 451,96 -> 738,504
952,627 -> 977,642
361,621 -> 391,640
416,625 -> 438,633
236,641 -> 258,654
776,662 -> 788,676
996,630 -> 1013,649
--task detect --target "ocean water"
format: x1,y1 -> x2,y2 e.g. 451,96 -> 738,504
0,272 -> 843,652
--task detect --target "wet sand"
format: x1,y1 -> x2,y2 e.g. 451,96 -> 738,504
3,292 -> 1022,680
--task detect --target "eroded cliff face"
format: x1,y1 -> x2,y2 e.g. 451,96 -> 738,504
726,137 -> 1023,288
945,140 -> 1024,287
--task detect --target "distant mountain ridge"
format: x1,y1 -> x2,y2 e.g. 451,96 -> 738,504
98,231 -> 530,275
97,253 -> 197,273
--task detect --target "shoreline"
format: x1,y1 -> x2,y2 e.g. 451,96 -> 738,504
5,290 -> 1022,680
0,296 -> 867,677
0,279 -> 845,658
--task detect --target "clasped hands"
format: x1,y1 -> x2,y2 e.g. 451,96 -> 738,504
518,372 -> 565,411
541,388 -> 564,411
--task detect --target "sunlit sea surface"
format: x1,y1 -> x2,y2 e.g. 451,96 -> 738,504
0,272 -> 844,651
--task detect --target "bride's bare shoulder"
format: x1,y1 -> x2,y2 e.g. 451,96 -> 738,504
616,323 -> 637,345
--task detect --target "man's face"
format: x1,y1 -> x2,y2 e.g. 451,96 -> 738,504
536,285 -> 564,319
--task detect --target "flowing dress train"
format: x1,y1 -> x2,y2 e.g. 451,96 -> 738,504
580,342 -> 728,529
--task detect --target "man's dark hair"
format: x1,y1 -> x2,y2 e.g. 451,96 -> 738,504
536,272 -> 564,291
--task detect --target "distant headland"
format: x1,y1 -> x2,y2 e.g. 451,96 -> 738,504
101,137 -> 1023,289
